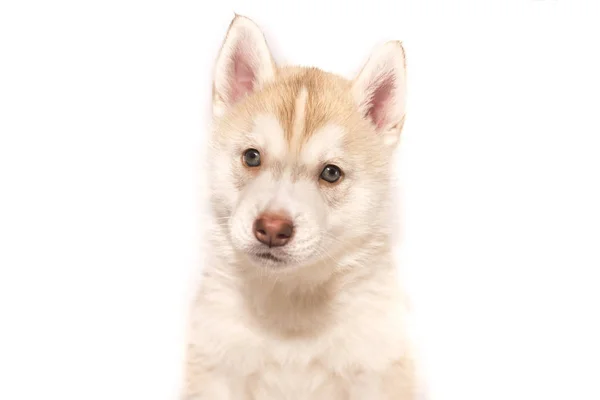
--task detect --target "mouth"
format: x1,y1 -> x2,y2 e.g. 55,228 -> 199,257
255,252 -> 283,263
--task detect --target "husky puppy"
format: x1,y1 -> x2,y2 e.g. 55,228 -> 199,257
184,15 -> 416,400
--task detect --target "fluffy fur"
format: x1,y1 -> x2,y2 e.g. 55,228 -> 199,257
184,15 -> 416,399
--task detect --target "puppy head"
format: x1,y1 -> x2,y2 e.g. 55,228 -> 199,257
208,16 -> 406,272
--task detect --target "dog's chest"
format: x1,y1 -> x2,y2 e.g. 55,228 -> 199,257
195,305 -> 403,399
239,363 -> 349,400
219,332 -> 386,400
189,270 -> 406,399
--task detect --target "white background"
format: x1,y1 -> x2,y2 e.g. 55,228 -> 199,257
1,1 -> 599,399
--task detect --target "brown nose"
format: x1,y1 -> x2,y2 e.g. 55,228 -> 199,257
253,213 -> 294,247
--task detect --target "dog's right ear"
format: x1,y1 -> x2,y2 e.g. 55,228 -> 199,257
212,15 -> 276,118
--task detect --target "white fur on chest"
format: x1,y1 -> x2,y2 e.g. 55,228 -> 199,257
187,268 -> 407,399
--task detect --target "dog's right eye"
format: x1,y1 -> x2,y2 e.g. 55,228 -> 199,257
242,149 -> 261,167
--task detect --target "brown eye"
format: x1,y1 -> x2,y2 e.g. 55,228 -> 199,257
243,149 -> 261,167
320,164 -> 342,183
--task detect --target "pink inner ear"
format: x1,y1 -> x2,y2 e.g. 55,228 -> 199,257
228,44 -> 256,104
366,73 -> 395,130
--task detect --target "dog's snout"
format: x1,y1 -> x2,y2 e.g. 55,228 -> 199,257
253,213 -> 294,247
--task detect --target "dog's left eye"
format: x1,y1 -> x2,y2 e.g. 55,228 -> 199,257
320,164 -> 342,183
243,148 -> 261,167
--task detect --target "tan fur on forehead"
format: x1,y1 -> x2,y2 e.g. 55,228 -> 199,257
219,67 -> 367,147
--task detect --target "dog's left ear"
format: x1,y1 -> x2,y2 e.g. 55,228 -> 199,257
352,41 -> 407,147
212,15 -> 276,118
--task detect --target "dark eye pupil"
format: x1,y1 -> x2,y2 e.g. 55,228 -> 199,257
320,165 -> 341,183
243,149 -> 261,167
